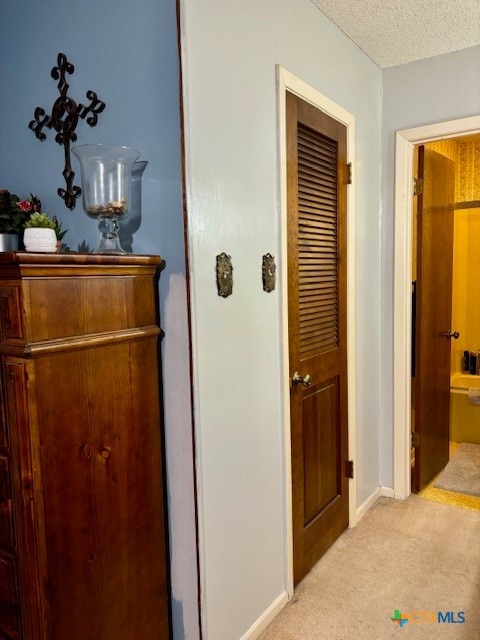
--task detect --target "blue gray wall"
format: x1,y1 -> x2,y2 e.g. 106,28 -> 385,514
0,1 -> 199,638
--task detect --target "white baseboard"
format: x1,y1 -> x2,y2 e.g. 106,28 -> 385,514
239,591 -> 288,640
380,485 -> 395,498
240,484 -> 397,638
352,485 -> 396,526
354,487 -> 381,524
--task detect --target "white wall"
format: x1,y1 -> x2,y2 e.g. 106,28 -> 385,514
180,0 -> 382,638
380,46 -> 480,487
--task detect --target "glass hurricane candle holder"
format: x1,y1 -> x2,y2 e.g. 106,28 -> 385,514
72,144 -> 141,253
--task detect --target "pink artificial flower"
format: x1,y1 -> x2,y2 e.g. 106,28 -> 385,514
16,200 -> 32,213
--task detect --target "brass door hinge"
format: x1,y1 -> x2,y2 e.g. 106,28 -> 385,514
412,432 -> 420,448
346,162 -> 352,185
346,459 -> 354,479
413,177 -> 423,196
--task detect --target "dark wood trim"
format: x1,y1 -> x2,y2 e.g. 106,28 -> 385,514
454,200 -> 480,210
0,252 -> 162,266
7,326 -> 162,358
176,0 -> 203,637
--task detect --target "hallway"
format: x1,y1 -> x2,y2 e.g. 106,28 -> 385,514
259,496 -> 480,639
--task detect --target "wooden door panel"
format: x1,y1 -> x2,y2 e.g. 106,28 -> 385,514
303,379 -> 339,524
287,92 -> 349,585
414,146 -> 455,491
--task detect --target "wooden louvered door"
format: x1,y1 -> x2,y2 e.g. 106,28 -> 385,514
286,92 -> 349,585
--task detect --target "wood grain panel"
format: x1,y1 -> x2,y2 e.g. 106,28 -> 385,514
0,289 -> 23,343
4,360 -> 45,640
24,276 -> 157,343
33,340 -> 168,640
303,380 -> 339,525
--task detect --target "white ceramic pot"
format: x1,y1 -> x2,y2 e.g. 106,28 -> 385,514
23,228 -> 57,253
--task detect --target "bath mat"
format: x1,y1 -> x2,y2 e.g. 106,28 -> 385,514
433,443 -> 480,496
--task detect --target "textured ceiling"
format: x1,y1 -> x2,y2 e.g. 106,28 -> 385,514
311,0 -> 480,68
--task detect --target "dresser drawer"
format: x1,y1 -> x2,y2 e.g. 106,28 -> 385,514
0,288 -> 23,342
0,553 -> 19,606
0,455 -> 15,551
0,459 -> 10,504
0,503 -> 15,554
0,396 -> 8,452
0,597 -> 20,639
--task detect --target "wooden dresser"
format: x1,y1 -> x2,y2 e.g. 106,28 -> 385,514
0,253 -> 170,640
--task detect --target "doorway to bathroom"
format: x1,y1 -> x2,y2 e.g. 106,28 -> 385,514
411,134 -> 480,492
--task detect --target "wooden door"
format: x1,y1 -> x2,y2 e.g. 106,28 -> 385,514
286,92 -> 349,585
413,146 -> 455,491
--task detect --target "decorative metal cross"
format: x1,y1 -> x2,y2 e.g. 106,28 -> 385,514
28,53 -> 106,210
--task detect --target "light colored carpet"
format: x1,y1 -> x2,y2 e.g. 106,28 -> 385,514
434,443 -> 480,496
258,496 -> 480,639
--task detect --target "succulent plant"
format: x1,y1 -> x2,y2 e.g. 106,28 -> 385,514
24,212 -> 56,230
24,212 -> 68,241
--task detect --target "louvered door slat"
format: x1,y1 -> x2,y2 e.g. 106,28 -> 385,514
298,131 -> 337,156
299,292 -> 337,305
300,183 -> 338,200
298,166 -> 336,185
298,198 -> 336,213
299,239 -> 337,247
297,122 -> 338,357
299,254 -> 336,262
300,261 -> 337,280
299,232 -> 336,244
299,159 -> 337,179
299,305 -> 337,318
297,146 -> 338,171
298,197 -> 336,211
299,218 -> 336,231
300,315 -> 338,330
299,211 -> 336,224
302,276 -> 337,290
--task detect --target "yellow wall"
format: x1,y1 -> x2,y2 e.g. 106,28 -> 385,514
451,207 -> 480,444
428,137 -> 480,202
451,209 -> 470,373
451,208 -> 480,374
457,140 -> 480,202
424,137 -> 480,375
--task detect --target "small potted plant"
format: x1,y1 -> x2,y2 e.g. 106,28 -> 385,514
52,217 -> 69,252
23,212 -> 67,253
0,190 -> 41,250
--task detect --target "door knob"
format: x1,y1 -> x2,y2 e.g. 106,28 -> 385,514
291,372 -> 313,387
442,331 -> 460,340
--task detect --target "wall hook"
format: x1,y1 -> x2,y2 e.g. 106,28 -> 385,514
216,252 -> 233,297
262,253 -> 276,292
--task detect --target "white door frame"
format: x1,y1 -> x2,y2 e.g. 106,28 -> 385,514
393,115 -> 480,499
276,66 -> 357,597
